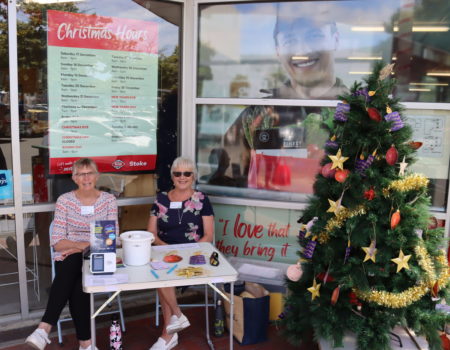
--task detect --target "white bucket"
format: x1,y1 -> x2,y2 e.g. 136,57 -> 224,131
120,231 -> 155,266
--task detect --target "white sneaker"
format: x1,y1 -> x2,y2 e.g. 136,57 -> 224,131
166,313 -> 190,334
149,333 -> 178,350
25,328 -> 51,350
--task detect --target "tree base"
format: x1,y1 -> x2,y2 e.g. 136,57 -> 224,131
318,326 -> 429,349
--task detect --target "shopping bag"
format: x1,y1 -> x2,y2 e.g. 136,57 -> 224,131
223,282 -> 270,345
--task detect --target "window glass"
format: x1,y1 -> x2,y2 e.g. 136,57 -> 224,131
0,1 -> 13,206
0,2 -> 21,318
198,0 -> 450,102
196,104 -> 450,209
26,211 -> 53,312
0,216 -> 21,316
408,109 -> 450,211
196,104 -> 331,202
17,0 -> 181,204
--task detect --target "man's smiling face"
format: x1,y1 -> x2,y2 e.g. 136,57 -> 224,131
275,18 -> 338,89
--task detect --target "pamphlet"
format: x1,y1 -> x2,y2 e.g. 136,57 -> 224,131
90,220 -> 117,254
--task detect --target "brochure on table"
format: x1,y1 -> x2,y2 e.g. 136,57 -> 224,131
90,220 -> 117,274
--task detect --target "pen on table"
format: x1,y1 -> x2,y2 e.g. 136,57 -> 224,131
167,264 -> 178,274
150,269 -> 159,279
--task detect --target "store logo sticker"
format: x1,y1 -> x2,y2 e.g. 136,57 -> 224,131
112,159 -> 125,169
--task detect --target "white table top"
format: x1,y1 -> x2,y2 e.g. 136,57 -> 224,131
83,242 -> 238,293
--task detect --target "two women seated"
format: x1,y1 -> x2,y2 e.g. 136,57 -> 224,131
26,157 -> 214,350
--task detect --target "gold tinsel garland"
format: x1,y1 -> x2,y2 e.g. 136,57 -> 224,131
313,173 -> 447,307
318,174 -> 428,243
318,206 -> 366,244
353,248 -> 450,308
385,174 -> 429,193
415,244 -> 436,284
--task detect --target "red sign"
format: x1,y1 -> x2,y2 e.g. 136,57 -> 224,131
47,10 -> 158,53
50,155 -> 157,174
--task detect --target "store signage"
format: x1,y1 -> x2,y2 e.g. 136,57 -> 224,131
47,10 -> 158,174
214,203 -> 300,263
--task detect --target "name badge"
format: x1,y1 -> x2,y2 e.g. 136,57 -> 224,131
81,206 -> 94,215
170,201 -> 182,209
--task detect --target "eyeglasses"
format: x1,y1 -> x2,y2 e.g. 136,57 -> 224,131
75,172 -> 96,178
172,171 -> 193,177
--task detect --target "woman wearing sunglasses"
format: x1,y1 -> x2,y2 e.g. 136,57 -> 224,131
147,157 -> 214,350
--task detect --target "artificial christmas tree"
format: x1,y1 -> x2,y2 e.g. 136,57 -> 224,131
281,63 -> 450,350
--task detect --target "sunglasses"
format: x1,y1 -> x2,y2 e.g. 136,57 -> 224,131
172,171 -> 193,177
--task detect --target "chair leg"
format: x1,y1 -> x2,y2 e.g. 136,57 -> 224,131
155,290 -> 160,327
117,293 -> 126,332
57,320 -> 63,345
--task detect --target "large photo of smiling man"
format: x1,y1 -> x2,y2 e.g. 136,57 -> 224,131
273,2 -> 347,99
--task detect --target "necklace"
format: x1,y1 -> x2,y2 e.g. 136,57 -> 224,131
177,205 -> 185,225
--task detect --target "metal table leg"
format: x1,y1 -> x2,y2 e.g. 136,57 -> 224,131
90,293 -> 96,349
204,284 -> 214,349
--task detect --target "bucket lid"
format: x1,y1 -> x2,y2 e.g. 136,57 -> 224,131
120,230 -> 154,242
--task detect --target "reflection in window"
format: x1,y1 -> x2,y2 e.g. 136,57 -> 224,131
197,0 -> 450,102
197,104 -> 333,202
196,104 -> 449,210
16,0 -> 180,203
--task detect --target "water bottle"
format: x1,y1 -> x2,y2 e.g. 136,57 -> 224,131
214,299 -> 225,337
109,314 -> 123,350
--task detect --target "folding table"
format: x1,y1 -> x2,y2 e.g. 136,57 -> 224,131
83,242 -> 238,349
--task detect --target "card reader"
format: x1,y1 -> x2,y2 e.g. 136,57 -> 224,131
90,252 -> 116,274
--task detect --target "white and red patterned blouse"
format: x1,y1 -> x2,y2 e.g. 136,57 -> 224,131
51,191 -> 118,260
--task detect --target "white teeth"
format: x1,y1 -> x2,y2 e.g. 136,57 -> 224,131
291,58 -> 318,68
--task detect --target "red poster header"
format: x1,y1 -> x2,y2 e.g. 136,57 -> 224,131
50,155 -> 157,174
47,10 -> 158,54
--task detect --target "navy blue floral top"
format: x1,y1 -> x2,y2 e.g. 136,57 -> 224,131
150,191 -> 214,244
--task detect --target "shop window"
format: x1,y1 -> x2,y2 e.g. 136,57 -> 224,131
196,104 -> 332,202
16,0 -> 181,204
196,104 -> 450,208
198,0 -> 450,103
196,0 -> 450,206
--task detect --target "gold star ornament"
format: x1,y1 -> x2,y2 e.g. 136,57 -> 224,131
328,148 -> 349,170
391,249 -> 411,273
327,199 -> 346,215
362,241 -> 377,263
307,279 -> 321,301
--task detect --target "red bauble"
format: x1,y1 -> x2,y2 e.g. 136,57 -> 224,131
390,209 -> 401,229
428,216 -> 438,229
385,145 -> 398,165
321,163 -> 336,178
317,272 -> 335,283
432,281 -> 440,298
364,188 -> 375,200
335,169 -> 350,183
331,286 -> 340,306
367,107 -> 382,122
348,291 -> 362,306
